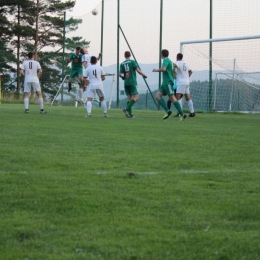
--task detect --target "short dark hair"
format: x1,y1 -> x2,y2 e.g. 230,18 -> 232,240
90,56 -> 97,64
28,52 -> 34,59
124,51 -> 131,58
76,46 -> 81,51
177,53 -> 183,60
161,49 -> 169,57
80,48 -> 84,54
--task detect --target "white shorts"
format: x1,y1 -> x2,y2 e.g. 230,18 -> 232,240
86,83 -> 105,99
24,82 -> 41,93
83,68 -> 88,78
176,84 -> 190,95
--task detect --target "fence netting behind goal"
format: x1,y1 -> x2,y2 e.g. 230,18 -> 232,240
182,38 -> 260,112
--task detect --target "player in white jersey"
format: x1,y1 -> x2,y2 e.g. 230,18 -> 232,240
84,56 -> 107,117
174,53 -> 195,117
20,52 -> 47,114
81,48 -> 102,69
75,48 -> 101,103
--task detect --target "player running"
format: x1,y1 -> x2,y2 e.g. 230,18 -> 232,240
153,49 -> 186,120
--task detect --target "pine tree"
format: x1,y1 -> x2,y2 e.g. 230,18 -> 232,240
1,0 -> 90,98
0,0 -> 32,92
28,0 -> 90,98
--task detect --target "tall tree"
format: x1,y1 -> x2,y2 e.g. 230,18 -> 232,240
28,0 -> 89,99
0,0 -> 35,92
1,0 -> 90,99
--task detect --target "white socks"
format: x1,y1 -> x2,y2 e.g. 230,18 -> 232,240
188,99 -> 194,113
86,101 -> 92,115
38,97 -> 44,110
77,88 -> 83,99
24,98 -> 29,109
101,100 -> 107,114
24,97 -> 44,110
86,100 -> 107,116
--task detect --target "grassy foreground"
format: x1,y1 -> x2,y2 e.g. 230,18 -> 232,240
0,104 -> 260,260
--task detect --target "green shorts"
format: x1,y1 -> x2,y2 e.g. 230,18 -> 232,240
124,85 -> 139,96
70,68 -> 83,79
158,84 -> 175,96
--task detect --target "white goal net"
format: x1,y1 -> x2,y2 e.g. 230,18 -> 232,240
180,35 -> 260,113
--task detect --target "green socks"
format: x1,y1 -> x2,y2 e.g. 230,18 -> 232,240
126,100 -> 135,115
173,101 -> 184,116
158,98 -> 169,112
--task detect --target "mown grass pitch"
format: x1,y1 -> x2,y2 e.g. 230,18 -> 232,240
0,104 -> 260,260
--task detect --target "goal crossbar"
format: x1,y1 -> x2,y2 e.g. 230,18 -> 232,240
180,34 -> 260,53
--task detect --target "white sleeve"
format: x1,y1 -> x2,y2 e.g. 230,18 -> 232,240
20,63 -> 24,70
37,62 -> 41,70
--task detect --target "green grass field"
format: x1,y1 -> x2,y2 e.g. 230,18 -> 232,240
0,104 -> 260,260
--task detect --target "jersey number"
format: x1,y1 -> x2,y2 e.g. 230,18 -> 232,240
93,70 -> 97,78
124,64 -> 129,72
29,62 -> 32,69
124,64 -> 130,78
183,63 -> 187,71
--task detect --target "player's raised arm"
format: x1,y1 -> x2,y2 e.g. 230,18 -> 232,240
97,53 -> 102,61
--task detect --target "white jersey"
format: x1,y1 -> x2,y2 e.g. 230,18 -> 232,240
21,60 -> 41,84
82,53 -> 92,68
85,64 -> 105,84
175,60 -> 191,86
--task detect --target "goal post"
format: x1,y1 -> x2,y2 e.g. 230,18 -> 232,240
180,35 -> 260,113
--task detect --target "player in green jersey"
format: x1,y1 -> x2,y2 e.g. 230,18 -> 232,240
66,46 -> 83,92
153,49 -> 186,120
119,51 -> 147,118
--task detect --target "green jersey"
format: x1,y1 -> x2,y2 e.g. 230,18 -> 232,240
162,57 -> 174,85
120,59 -> 138,86
70,52 -> 83,70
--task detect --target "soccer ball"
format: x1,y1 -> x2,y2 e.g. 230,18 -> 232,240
92,9 -> 98,15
